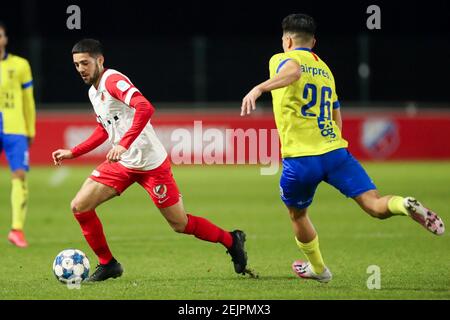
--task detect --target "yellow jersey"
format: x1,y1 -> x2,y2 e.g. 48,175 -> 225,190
0,52 -> 36,137
269,47 -> 347,158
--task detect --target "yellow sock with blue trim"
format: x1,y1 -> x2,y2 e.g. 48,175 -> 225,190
387,196 -> 409,216
11,178 -> 28,230
295,235 -> 325,274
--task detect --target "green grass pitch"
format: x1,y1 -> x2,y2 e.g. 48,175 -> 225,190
0,162 -> 449,299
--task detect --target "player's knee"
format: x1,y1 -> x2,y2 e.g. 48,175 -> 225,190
288,207 -> 308,221
70,199 -> 81,214
12,170 -> 26,181
71,198 -> 91,214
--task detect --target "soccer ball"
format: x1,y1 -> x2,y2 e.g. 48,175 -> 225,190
52,249 -> 90,284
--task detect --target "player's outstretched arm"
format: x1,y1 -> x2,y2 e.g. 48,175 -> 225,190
241,60 -> 301,116
52,123 -> 108,165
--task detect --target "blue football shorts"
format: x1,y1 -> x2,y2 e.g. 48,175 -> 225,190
0,121 -> 29,172
280,148 -> 376,209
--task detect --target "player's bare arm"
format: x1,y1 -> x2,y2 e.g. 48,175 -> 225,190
333,108 -> 343,131
52,125 -> 108,165
241,60 -> 301,116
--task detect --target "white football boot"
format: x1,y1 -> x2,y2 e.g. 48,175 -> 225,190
404,197 -> 445,235
292,260 -> 332,283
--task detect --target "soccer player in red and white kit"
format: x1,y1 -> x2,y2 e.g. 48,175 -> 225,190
52,39 -> 248,281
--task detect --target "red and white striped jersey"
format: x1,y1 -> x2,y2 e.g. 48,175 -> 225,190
88,69 -> 167,170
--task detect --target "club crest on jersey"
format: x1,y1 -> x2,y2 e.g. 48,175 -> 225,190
153,184 -> 168,199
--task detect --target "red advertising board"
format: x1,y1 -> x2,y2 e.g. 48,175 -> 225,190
1,110 -> 450,167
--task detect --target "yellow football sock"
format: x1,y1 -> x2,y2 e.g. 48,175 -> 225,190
387,196 -> 409,216
11,178 -> 28,230
295,235 -> 325,274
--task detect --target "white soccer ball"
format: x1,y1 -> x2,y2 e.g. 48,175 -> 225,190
52,249 -> 90,284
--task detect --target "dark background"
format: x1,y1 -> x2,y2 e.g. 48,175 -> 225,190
2,0 -> 450,107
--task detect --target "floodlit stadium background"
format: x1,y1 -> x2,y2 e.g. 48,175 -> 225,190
2,1 -> 450,165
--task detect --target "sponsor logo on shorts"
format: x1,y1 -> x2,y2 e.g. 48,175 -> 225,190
24,151 -> 29,167
153,184 -> 168,199
91,170 -> 100,177
279,186 -> 284,198
157,198 -> 170,204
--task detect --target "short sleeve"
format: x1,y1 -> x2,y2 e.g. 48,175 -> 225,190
269,52 -> 301,77
105,73 -> 140,105
269,53 -> 284,78
332,91 -> 340,109
275,58 -> 293,74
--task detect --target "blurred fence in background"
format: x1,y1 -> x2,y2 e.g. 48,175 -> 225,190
3,1 -> 450,168
1,105 -> 449,168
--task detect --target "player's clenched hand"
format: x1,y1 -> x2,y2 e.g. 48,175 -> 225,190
52,149 -> 73,165
106,145 -> 127,163
241,86 -> 262,116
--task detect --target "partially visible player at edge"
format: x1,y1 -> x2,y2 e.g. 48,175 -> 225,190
0,21 -> 36,248
52,39 -> 248,281
241,14 -> 445,283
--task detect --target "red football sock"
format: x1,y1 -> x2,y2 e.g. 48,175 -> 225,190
74,210 -> 113,265
183,214 -> 233,249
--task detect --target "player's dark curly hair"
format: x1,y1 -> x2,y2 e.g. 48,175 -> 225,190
282,14 -> 316,40
72,39 -> 103,57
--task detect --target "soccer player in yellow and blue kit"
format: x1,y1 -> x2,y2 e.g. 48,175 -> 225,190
0,21 -> 36,248
241,14 -> 444,282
